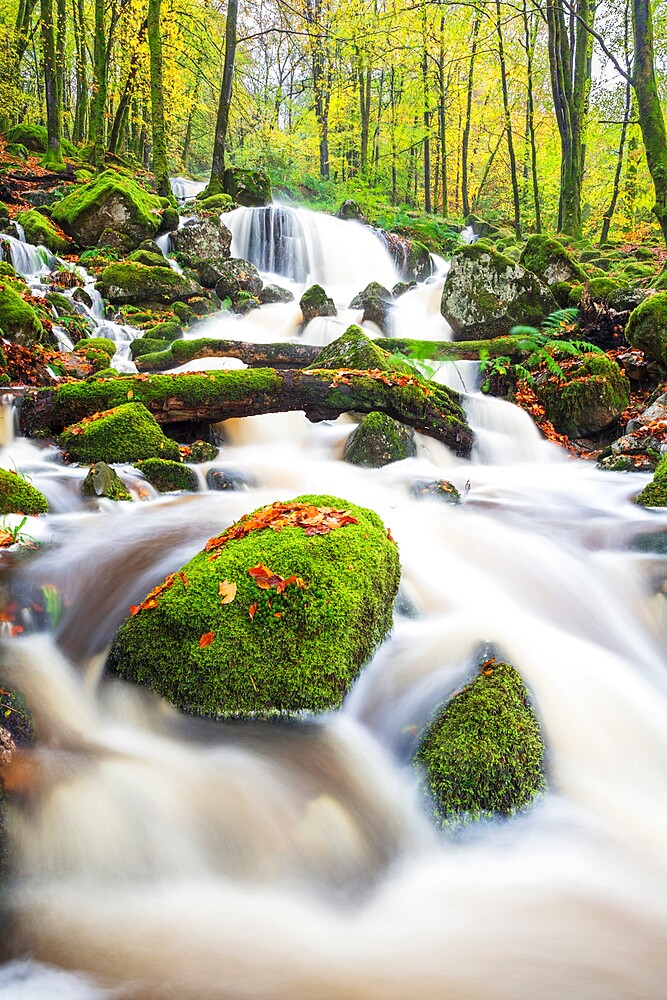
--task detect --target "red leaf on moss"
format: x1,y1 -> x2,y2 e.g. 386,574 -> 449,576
248,602 -> 258,620
199,631 -> 215,648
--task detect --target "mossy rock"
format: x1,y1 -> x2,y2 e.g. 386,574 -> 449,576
0,282 -> 45,347
417,662 -> 546,825
108,494 -> 400,716
129,337 -> 172,360
410,479 -> 461,503
0,262 -> 16,279
172,301 -> 198,326
170,217 -> 232,266
588,277 -> 630,304
634,453 -> 667,507
16,209 -> 70,255
258,284 -> 294,305
74,337 -> 116,358
311,325 -> 410,373
85,367 -> 119,381
96,262 -> 202,306
621,262 -> 654,280
59,402 -> 180,464
6,143 -> 29,161
52,169 -> 166,250
81,462 -> 132,501
46,291 -> 78,318
441,244 -> 557,341
626,293 -> 667,366
158,206 -> 180,233
6,123 -> 47,152
212,258 -> 263,302
186,439 -> 218,463
134,458 -> 198,493
127,249 -> 168,268
536,353 -> 630,437
222,167 -> 272,207
519,234 -> 586,286
195,193 -> 233,212
0,468 -> 48,514
300,284 -> 336,324
344,411 -> 417,467
349,282 -> 393,334
143,320 -> 182,342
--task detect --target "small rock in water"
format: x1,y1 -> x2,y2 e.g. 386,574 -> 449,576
206,468 -> 254,491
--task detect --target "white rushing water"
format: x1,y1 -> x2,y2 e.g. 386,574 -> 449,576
1,204 -> 667,999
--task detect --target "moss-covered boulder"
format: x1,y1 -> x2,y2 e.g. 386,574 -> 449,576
212,258 -> 263,302
259,284 -> 294,305
185,439 -> 218,463
59,402 -> 181,464
344,411 -> 417,467
129,337 -> 172,360
0,282 -> 45,347
96,262 -> 202,306
441,245 -> 557,341
73,336 -> 116,359
134,458 -> 198,492
195,193 -> 234,212
108,494 -> 400,716
222,167 -> 272,207
81,462 -> 132,501
536,353 -> 630,437
169,217 -> 232,266
519,234 -> 586,286
336,200 -> 367,222
635,453 -> 667,507
382,232 -> 433,282
6,123 -> 47,152
312,325 -> 409,372
16,209 -> 70,255
626,292 -> 667,366
300,284 -> 336,324
0,468 -> 48,514
349,282 -> 393,335
126,249 -> 168,268
51,170 -> 167,250
417,661 -> 546,825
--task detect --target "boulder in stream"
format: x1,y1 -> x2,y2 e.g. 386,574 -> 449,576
81,462 -> 132,501
0,282 -> 46,347
213,258 -> 263,302
625,292 -> 667,367
634,453 -> 667,507
59,402 -> 181,464
0,468 -> 49,515
441,244 -> 556,340
15,209 -> 71,255
417,661 -> 546,825
300,284 -> 336,324
312,325 -> 410,373
170,216 -> 232,266
134,458 -> 198,493
96,261 -> 202,306
535,353 -> 629,438
519,234 -> 586,287
108,494 -> 400,716
344,411 -> 417,467
349,282 -> 393,335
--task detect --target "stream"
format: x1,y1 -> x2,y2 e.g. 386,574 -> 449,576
1,201 -> 667,998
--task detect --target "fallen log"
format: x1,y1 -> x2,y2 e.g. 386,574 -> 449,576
20,368 -> 474,456
135,334 -> 529,373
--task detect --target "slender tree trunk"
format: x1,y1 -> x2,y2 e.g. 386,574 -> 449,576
72,0 -> 88,142
147,0 -> 169,196
599,90 -> 630,245
437,16 -> 449,215
522,0 -> 541,231
632,0 -> 667,244
55,0 -> 66,135
205,0 -> 239,195
108,20 -> 147,154
40,0 -> 64,168
358,65 -> 371,174
624,128 -> 640,227
15,0 -> 37,66
494,0 -> 521,236
461,17 -> 480,219
89,0 -> 108,169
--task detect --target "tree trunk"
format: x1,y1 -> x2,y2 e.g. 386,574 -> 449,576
108,19 -> 148,154
40,0 -> 64,169
522,0 -> 541,232
632,0 -> 667,244
495,0 -> 521,236
205,0 -> 239,196
147,0 -> 170,197
358,65 -> 371,174
89,0 -> 108,169
600,81 -> 631,245
72,0 -> 88,142
461,17 -> 480,219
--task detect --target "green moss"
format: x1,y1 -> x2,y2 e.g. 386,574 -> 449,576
537,353 -> 630,437
126,249 -> 169,268
143,320 -> 182,341
344,411 -> 416,467
52,170 -> 164,247
85,367 -> 119,381
626,293 -> 667,366
519,234 -> 586,285
195,193 -> 233,212
74,337 -> 116,358
108,494 -> 400,716
300,284 -> 336,323
635,453 -> 667,507
185,439 -> 218,463
0,468 -> 48,514
16,209 -> 70,255
0,283 -> 45,346
0,262 -> 16,279
81,462 -> 132,501
588,277 -> 629,303
312,326 -> 411,373
172,301 -> 197,326
59,402 -> 181,464
96,262 -> 199,305
134,458 -> 198,492
6,123 -> 47,151
417,662 -> 546,825
129,337 -> 172,360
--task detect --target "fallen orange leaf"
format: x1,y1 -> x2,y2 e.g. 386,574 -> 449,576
218,579 -> 237,605
199,631 -> 215,648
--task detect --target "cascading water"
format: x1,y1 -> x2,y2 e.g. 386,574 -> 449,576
2,204 -> 667,1000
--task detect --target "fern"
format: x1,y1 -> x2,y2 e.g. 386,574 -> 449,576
541,307 -> 579,332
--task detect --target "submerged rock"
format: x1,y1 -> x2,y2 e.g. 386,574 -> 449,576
441,244 -> 556,340
0,468 -> 49,515
206,468 -> 253,491
417,661 -> 546,825
59,402 -> 181,464
81,462 -> 132,501
344,411 -> 417,467
410,479 -> 461,503
300,284 -> 336,324
134,458 -> 198,493
108,494 -> 400,716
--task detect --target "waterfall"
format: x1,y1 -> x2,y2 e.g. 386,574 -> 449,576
0,232 -> 56,278
169,177 -> 208,203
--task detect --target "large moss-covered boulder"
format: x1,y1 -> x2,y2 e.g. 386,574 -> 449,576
635,453 -> 667,507
349,282 -> 393,335
59,402 -> 180,464
0,282 -> 45,346
417,661 -> 546,825
16,209 -> 70,255
212,258 -> 263,301
0,468 -> 48,514
300,284 -> 336,324
223,167 -> 272,207
382,232 -> 433,282
312,325 -> 410,373
6,123 -> 47,152
81,462 -> 132,501
441,245 -> 556,340
51,170 -> 167,250
536,353 -> 629,437
170,217 -> 232,266
519,234 -> 586,286
108,495 -> 400,716
96,262 -> 202,305
344,411 -> 417,467
134,458 -> 198,493
626,292 -> 667,366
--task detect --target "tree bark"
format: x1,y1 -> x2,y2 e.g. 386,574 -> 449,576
600,81 -> 631,245
522,0 -> 541,232
632,0 -> 667,244
147,0 -> 170,197
21,370 -> 473,456
494,0 -> 521,236
72,0 -> 88,142
461,17 -> 480,219
205,0 -> 239,196
40,0 -> 64,169
89,0 -> 108,169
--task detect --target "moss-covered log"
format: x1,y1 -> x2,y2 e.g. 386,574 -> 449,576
21,368 -> 473,456
136,334 -> 528,373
